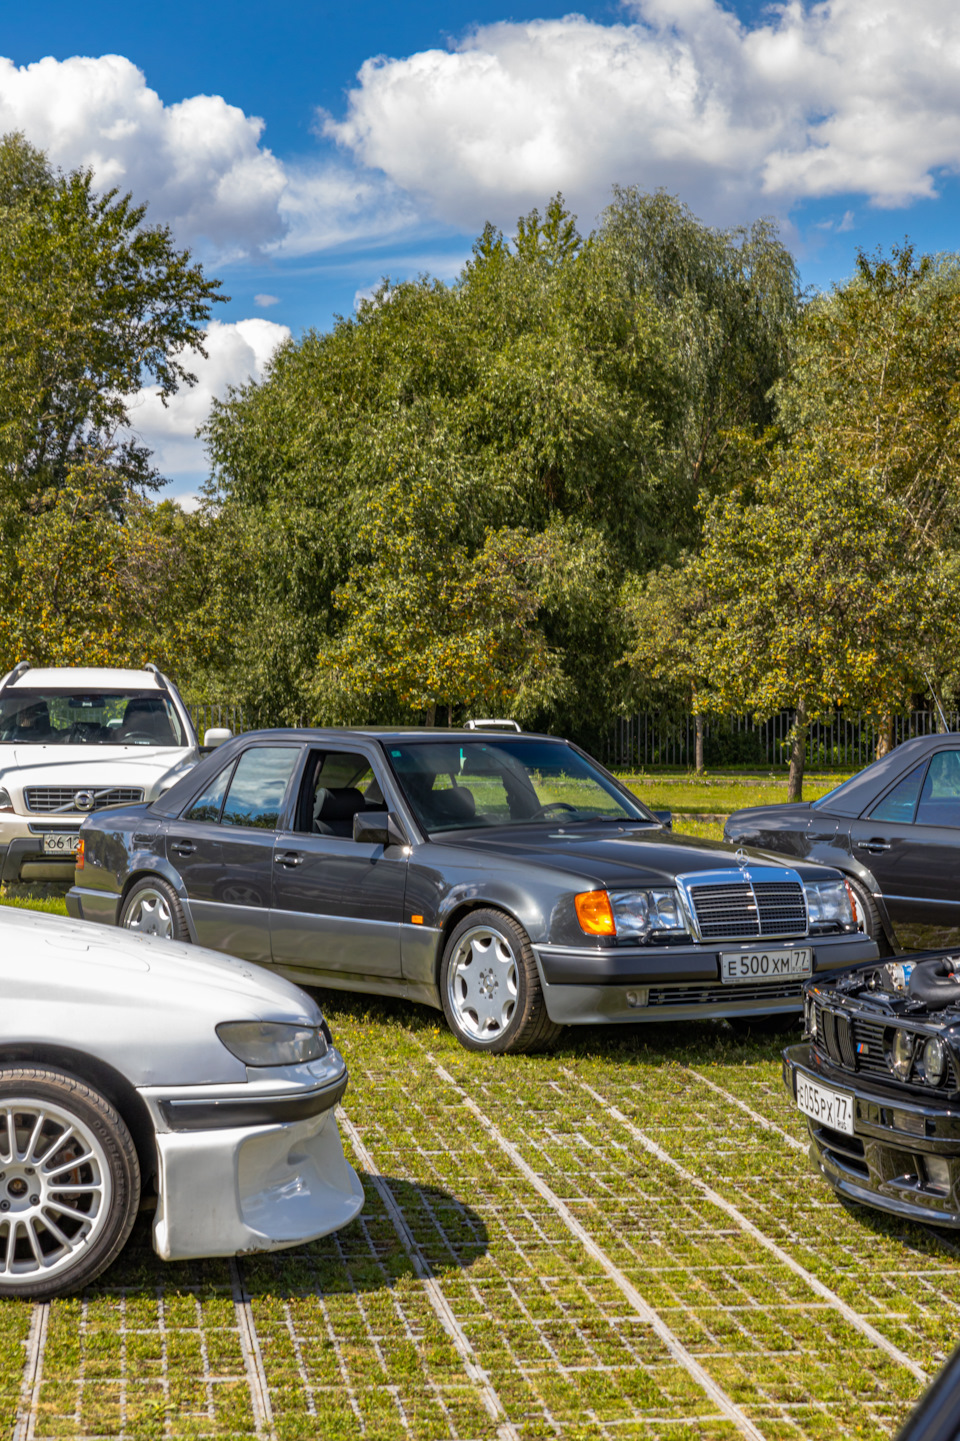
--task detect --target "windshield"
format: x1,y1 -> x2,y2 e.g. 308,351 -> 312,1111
386,738 -> 654,833
0,690 -> 186,747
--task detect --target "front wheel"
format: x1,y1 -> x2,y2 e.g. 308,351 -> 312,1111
0,1068 -> 141,1298
440,908 -> 563,1055
119,877 -> 190,942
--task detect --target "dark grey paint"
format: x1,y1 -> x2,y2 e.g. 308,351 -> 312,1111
68,726 -> 876,1026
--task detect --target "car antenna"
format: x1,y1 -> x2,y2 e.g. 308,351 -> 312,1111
924,672 -> 951,733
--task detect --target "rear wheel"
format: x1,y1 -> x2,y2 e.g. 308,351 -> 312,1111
845,875 -> 892,955
119,877 -> 189,942
0,1068 -> 140,1298
440,908 -> 563,1055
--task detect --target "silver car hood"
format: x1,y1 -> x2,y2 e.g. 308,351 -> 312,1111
0,745 -> 195,791
0,908 -> 323,1087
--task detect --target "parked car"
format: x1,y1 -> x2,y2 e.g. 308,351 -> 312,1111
67,728 -> 877,1053
0,662 -> 231,886
895,1336 -> 960,1440
0,903 -> 362,1297
725,734 -> 960,953
785,951 -> 960,1229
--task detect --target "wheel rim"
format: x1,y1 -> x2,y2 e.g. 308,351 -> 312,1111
446,926 -> 519,1040
123,888 -> 174,939
0,1097 -> 113,1285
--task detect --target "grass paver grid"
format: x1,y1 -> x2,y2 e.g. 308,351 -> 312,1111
3,975 -> 956,1441
419,1061 -> 913,1440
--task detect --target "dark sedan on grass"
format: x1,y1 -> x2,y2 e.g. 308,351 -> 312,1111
726,734 -> 960,954
67,729 -> 877,1053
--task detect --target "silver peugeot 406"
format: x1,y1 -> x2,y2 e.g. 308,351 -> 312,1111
0,905 -> 363,1297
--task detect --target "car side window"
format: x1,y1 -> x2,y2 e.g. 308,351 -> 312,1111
296,750 -> 384,836
220,747 -> 301,830
867,762 -> 927,824
915,752 -> 960,828
181,763 -> 234,823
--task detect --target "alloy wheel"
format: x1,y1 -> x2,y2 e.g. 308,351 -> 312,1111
445,925 -> 519,1041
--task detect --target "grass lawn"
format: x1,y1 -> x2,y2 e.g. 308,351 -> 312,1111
0,889 -> 951,1439
612,771 -> 853,845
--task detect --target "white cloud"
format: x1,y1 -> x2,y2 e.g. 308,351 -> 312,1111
254,293 -> 280,307
125,318 -> 291,482
0,53 -> 415,258
323,1 -> 960,230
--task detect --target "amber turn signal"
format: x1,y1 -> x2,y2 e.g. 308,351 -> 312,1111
75,838 -> 84,871
575,890 -> 615,935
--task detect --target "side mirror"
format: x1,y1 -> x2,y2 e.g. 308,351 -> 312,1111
652,809 -> 672,830
202,727 -> 233,750
353,811 -> 407,847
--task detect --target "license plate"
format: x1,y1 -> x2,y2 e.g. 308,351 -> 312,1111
41,834 -> 80,855
795,1073 -> 855,1135
720,947 -> 813,984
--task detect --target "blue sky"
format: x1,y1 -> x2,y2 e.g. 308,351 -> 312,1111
3,0 -> 959,495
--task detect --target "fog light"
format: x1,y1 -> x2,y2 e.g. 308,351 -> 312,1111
925,1155 -> 951,1192
890,1029 -> 915,1080
923,1036 -> 947,1087
625,989 -> 649,1008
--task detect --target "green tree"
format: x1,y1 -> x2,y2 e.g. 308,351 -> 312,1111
692,447 -> 957,799
314,480 -> 571,724
202,191 -> 798,739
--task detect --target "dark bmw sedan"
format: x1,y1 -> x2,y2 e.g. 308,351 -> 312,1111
726,735 -> 960,955
67,729 -> 877,1053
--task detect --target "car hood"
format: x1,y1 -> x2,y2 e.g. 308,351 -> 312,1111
437,823 -> 835,887
0,907 -> 323,1086
0,746 -> 195,792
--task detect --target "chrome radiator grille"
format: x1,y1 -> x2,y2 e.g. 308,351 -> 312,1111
686,877 -> 807,940
24,786 -> 144,814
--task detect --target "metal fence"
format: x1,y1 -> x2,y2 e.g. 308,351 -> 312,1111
188,702 -> 246,738
604,708 -> 960,771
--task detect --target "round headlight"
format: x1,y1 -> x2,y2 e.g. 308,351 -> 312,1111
890,1029 -> 915,1080
923,1036 -> 947,1087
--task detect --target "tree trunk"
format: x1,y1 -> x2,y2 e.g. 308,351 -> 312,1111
876,713 -> 894,759
694,713 -> 705,774
787,701 -> 807,802
424,704 -> 436,726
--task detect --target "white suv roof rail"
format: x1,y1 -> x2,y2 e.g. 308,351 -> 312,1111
464,718 -> 522,732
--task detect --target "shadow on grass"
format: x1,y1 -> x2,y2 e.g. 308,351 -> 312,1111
88,1171 -> 490,1302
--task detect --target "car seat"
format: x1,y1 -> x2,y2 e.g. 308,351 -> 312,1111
313,786 -> 366,837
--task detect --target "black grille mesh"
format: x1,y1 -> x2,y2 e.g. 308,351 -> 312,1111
812,1002 -> 958,1087
648,981 -> 800,1006
689,878 -> 806,940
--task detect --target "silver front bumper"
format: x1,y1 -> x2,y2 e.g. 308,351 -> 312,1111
139,1061 -> 364,1261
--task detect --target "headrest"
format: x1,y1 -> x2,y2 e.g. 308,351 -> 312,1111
429,787 -> 476,823
314,786 -> 365,822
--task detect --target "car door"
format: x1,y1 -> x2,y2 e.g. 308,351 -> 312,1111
168,743 -> 303,963
849,749 -> 960,933
270,746 -> 406,978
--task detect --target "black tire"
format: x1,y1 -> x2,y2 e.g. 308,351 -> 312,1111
0,1067 -> 141,1298
845,875 -> 892,955
440,908 -> 563,1055
119,876 -> 190,942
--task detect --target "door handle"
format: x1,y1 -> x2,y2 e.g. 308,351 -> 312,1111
171,840 -> 196,857
275,851 -> 304,868
856,839 -> 891,853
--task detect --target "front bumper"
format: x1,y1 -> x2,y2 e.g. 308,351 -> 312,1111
535,933 -> 879,1025
0,834 -> 79,884
140,1058 -> 364,1260
783,1043 -> 960,1225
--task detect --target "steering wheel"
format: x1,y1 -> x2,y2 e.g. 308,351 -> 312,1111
528,801 -> 578,820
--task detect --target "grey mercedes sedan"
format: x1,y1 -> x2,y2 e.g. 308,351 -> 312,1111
67,729 -> 878,1053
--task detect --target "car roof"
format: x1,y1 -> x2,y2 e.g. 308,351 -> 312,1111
3,667 -> 164,690
230,727 -> 557,743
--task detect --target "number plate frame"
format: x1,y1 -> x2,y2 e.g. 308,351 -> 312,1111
41,834 -> 81,856
720,947 -> 813,984
795,1073 -> 855,1135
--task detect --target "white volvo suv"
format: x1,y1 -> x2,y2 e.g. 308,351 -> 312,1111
0,664 -> 229,885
